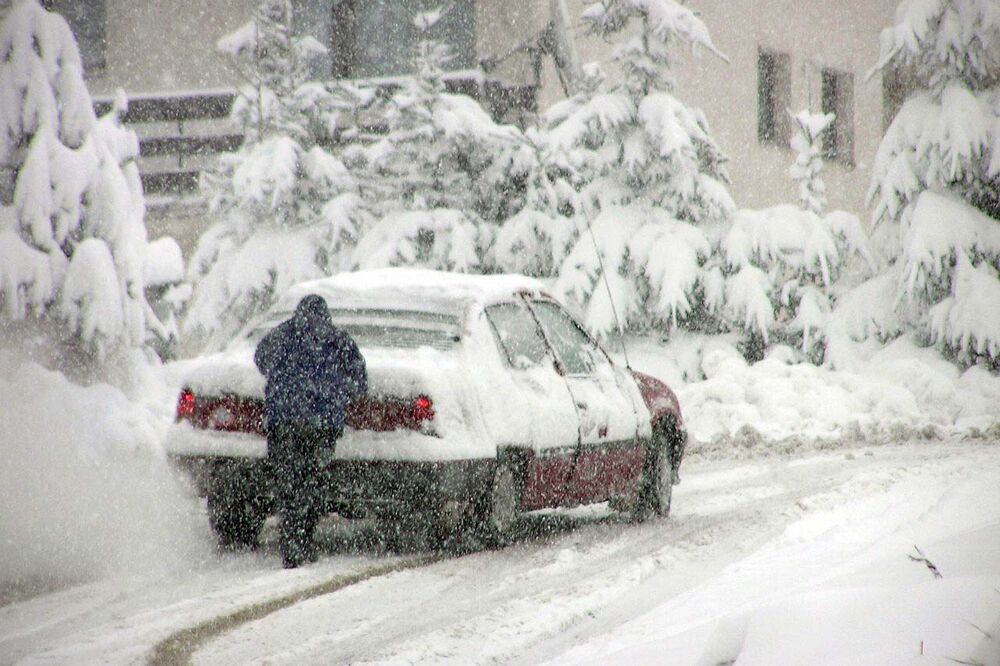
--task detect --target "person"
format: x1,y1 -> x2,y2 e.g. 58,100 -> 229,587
254,294 -> 367,568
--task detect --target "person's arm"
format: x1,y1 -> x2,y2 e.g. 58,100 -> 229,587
336,332 -> 368,399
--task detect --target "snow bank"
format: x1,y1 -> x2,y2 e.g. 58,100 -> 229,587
626,333 -> 1000,448
0,353 -> 208,591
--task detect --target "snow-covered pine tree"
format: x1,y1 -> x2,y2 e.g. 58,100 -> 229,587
351,8 -> 520,273
489,121 -> 581,278
869,0 -> 1000,368
722,110 -> 873,363
789,111 -> 834,216
183,0 -> 370,351
550,0 -> 735,338
0,1 -> 159,374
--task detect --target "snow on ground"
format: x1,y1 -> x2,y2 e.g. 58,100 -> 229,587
172,443 -> 999,666
549,445 -> 1000,666
0,441 -> 996,665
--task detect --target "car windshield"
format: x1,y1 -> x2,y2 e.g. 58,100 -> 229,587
245,308 -> 462,351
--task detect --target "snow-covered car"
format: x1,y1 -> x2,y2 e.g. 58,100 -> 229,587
165,268 -> 686,547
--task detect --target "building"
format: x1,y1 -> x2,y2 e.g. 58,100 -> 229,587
44,0 -> 904,251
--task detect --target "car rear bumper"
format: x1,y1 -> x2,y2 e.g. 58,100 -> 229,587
326,458 -> 492,519
168,453 -> 492,520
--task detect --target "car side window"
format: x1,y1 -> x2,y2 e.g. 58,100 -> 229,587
485,302 -> 551,369
529,301 -> 603,376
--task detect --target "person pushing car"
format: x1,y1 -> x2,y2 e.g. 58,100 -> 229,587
254,294 -> 367,568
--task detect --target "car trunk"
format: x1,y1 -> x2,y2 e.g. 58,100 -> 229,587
177,358 -> 441,436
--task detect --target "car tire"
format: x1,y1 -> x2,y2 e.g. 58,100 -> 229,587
477,455 -> 523,548
632,421 -> 675,521
207,465 -> 268,549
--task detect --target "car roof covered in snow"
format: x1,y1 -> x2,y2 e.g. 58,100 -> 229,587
281,268 -> 550,316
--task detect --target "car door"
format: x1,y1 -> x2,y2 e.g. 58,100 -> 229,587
526,299 -> 646,504
483,301 -> 579,510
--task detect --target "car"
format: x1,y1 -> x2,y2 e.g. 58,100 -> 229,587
165,268 -> 687,548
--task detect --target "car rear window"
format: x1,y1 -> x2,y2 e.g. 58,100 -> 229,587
246,308 -> 462,351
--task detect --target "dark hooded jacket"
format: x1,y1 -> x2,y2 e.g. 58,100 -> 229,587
254,295 -> 367,432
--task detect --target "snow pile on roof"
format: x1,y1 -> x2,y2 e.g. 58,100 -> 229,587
0,352 -> 207,587
628,333 -> 1000,446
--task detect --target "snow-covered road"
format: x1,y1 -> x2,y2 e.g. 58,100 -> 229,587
2,440 -> 998,665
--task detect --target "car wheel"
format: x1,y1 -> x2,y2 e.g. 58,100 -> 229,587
632,421 -> 675,521
650,435 -> 673,517
207,465 -> 268,549
478,455 -> 522,548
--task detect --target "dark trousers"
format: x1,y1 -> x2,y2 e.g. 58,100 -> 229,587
267,423 -> 338,566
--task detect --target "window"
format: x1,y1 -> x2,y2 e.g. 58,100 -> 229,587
485,303 -> 550,368
822,68 -> 855,165
329,0 -> 475,79
43,0 -> 106,73
248,308 -> 462,350
529,301 -> 603,376
757,49 -> 791,146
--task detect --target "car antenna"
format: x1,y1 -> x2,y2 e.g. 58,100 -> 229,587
582,214 -> 632,371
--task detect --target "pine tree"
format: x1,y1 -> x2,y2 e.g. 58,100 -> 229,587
0,1 -> 157,373
489,122 -> 580,278
789,111 -> 834,216
183,0 -> 370,351
869,0 -> 1000,368
721,110 -> 873,363
351,8 -> 520,273
550,0 -> 735,338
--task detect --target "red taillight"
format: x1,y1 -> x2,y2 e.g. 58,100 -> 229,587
411,395 -> 434,423
176,389 -> 195,420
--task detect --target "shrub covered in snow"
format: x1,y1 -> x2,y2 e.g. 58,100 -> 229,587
184,0 -> 370,351
550,0 -> 735,338
721,205 -> 874,363
350,8 -> 520,273
0,1 -> 164,373
868,0 -> 1000,368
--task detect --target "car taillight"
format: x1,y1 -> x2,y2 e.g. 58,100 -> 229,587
411,395 -> 434,423
176,388 -> 196,421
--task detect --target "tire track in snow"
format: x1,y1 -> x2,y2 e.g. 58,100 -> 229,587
193,455 -> 856,664
148,553 -> 443,666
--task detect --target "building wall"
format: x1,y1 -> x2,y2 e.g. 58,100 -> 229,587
86,0 -> 253,97
476,1 -> 547,86
87,0 -> 544,97
541,0 -> 897,219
